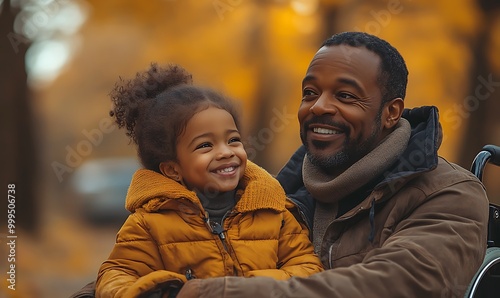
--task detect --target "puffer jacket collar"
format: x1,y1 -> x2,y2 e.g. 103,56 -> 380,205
125,160 -> 286,214
277,106 -> 442,226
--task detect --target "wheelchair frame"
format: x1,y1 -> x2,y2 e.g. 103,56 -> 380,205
464,145 -> 500,298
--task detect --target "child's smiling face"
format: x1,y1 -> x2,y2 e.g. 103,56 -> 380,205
164,106 -> 247,195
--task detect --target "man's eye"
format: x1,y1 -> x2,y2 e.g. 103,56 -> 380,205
303,89 -> 316,97
337,92 -> 357,101
302,89 -> 317,101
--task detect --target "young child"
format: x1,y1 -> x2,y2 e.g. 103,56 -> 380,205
95,63 -> 323,298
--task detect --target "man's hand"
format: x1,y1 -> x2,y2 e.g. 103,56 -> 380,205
176,279 -> 201,298
176,277 -> 227,298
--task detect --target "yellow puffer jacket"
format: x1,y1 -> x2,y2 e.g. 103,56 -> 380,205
96,161 -> 323,298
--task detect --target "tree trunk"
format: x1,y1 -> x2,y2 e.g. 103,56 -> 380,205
0,0 -> 38,233
457,0 -> 500,203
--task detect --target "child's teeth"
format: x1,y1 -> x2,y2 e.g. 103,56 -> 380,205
217,167 -> 234,173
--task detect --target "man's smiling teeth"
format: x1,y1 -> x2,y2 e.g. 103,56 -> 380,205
313,127 -> 340,134
216,167 -> 235,173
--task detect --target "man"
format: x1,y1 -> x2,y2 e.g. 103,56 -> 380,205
177,32 -> 489,297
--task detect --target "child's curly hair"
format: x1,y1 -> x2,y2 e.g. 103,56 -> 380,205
109,63 -> 241,172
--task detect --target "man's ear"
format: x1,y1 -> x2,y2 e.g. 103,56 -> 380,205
159,161 -> 181,182
382,98 -> 404,129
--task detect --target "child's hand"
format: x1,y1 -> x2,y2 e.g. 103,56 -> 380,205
141,285 -> 180,298
138,279 -> 184,298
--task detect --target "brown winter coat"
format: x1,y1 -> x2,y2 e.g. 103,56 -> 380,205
95,161 -> 323,298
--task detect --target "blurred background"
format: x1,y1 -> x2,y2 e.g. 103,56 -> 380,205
1,0 -> 500,297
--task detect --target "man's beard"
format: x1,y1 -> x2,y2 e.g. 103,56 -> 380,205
301,113 -> 382,174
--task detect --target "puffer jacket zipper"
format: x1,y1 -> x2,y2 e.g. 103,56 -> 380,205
221,211 -> 242,276
205,211 -> 242,276
205,211 -> 230,252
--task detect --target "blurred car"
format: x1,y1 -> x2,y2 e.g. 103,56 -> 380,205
69,157 -> 141,225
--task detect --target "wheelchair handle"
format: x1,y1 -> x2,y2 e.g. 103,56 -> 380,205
470,145 -> 500,181
483,145 -> 500,166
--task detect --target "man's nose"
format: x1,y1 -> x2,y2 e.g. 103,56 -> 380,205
310,94 -> 338,115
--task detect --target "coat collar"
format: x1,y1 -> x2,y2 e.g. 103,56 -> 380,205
376,106 -> 442,196
125,160 -> 286,213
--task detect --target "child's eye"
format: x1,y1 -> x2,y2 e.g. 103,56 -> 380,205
229,137 -> 241,144
195,142 -> 212,150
